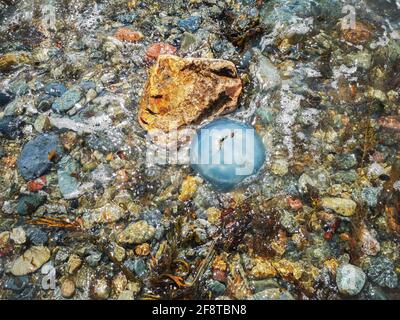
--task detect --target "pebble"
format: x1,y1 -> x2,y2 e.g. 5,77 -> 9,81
18,133 -> 63,180
116,220 -> 156,245
177,16 -> 202,33
367,256 -> 398,289
25,226 -> 48,245
207,280 -> 226,296
336,263 -> 366,296
33,114 -> 51,133
52,88 -> 82,113
333,170 -> 357,184
190,118 -> 266,191
0,91 -> 13,108
321,197 -> 357,217
0,116 -> 24,139
123,258 -> 148,279
360,226 -> 380,256
335,153 -> 357,170
9,80 -> 29,96
83,203 -> 125,228
112,243 -> 126,262
85,250 -> 102,267
4,275 -> 29,292
44,82 -> 67,97
67,254 -> 82,274
57,156 -> 79,199
61,278 -> 76,298
16,193 -> 46,216
361,187 -> 381,208
91,278 -> 111,300
10,246 -> 51,276
145,43 -> 177,62
114,28 -> 143,42
10,227 -> 26,245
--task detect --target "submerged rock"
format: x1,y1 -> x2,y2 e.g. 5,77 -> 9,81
10,246 -> 50,276
367,256 -> 398,289
0,116 -> 24,139
0,91 -> 13,108
139,55 -> 242,133
52,88 -> 82,113
44,82 -> 67,97
321,197 -> 357,217
336,263 -> 366,296
16,193 -> 46,216
190,118 -> 266,191
117,221 -> 155,245
17,133 -> 63,180
57,156 -> 79,199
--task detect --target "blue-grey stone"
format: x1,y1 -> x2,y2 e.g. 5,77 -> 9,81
85,250 -> 102,267
207,280 -> 226,295
362,187 -> 381,207
4,275 -> 29,292
18,133 -> 63,180
16,193 -> 46,216
336,263 -> 366,296
116,12 -> 137,24
79,80 -> 96,91
52,88 -> 82,113
177,16 -> 202,33
190,118 -> 266,191
9,80 -> 29,96
25,226 -> 48,245
335,153 -> 357,170
57,156 -> 79,199
333,170 -> 358,184
367,256 -> 398,289
86,130 -> 124,153
44,82 -> 67,97
123,258 -> 148,279
0,91 -> 14,108
0,116 -> 24,139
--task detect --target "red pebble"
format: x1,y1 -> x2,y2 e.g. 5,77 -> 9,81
145,43 -> 177,62
287,196 -> 303,211
212,269 -> 226,283
27,176 -> 46,192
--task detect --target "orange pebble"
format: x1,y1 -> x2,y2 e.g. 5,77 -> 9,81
114,28 -> 143,42
145,43 -> 177,62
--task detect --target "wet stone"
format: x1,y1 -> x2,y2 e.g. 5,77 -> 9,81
25,226 -> 48,246
52,88 -> 82,113
0,116 -> 24,139
367,256 -> 398,289
44,82 -> 67,97
123,258 -> 148,279
57,156 -> 79,199
4,275 -> 29,292
16,193 -> 46,216
117,221 -> 156,245
334,153 -> 358,170
336,263 -> 366,296
139,55 -> 242,133
10,246 -> 50,276
17,133 -> 63,181
177,16 -> 202,32
0,91 -> 13,108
